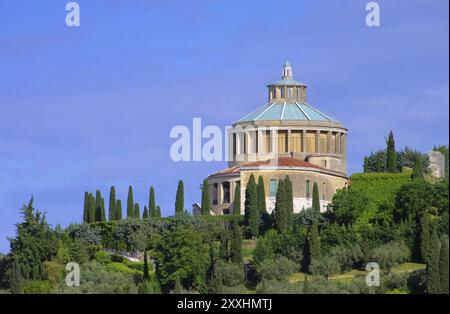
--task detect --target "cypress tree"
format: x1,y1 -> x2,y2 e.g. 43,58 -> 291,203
274,179 -> 287,233
257,176 -> 267,215
412,156 -> 424,179
426,228 -> 441,294
230,220 -> 243,264
386,131 -> 397,173
175,180 -> 184,214
156,205 -> 161,218
116,199 -> 122,221
439,236 -> 449,294
109,186 -> 116,221
134,203 -> 140,220
83,192 -> 89,223
308,220 -> 321,271
9,260 -> 23,294
95,190 -> 102,222
127,185 -> 134,219
201,179 -> 211,215
88,193 -> 95,223
245,174 -> 259,238
233,182 -> 241,215
149,187 -> 156,217
174,275 -> 182,294
143,206 -> 149,219
312,182 -> 320,213
143,250 -> 149,280
101,197 -> 106,222
219,228 -> 229,260
285,176 -> 294,230
420,216 -> 431,264
303,275 -> 310,294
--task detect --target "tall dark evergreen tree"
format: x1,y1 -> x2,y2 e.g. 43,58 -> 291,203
88,193 -> 95,223
175,180 -> 184,214
439,235 -> 449,294
109,186 -> 116,221
143,250 -> 149,280
149,187 -> 156,217
143,206 -> 149,219
201,179 -> 211,215
285,176 -> 294,230
9,260 -> 23,294
127,185 -> 134,219
8,198 -> 57,282
134,203 -> 140,220
420,216 -> 431,264
412,156 -> 425,179
386,131 -> 397,173
219,228 -> 229,260
233,183 -> 241,215
83,192 -> 89,223
426,228 -> 441,294
116,199 -> 123,221
257,176 -> 267,215
244,174 -> 259,238
312,182 -> 320,213
156,205 -> 161,218
230,220 -> 243,264
274,179 -> 287,233
95,190 -> 102,222
308,220 -> 321,271
101,197 -> 106,222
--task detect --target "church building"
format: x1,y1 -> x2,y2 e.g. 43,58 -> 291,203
205,62 -> 348,215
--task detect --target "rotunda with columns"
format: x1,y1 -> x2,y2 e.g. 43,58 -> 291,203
205,62 -> 348,215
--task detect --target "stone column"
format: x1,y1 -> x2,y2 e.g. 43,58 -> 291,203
301,130 -> 306,153
316,130 -> 320,153
287,129 -> 291,153
327,131 -> 332,154
341,133 -> 346,156
336,132 -> 341,155
270,128 -> 278,155
230,181 -> 235,205
218,182 -> 223,205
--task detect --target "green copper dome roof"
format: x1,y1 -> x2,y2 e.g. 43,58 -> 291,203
236,102 -> 339,123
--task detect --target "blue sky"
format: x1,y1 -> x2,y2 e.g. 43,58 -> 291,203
0,0 -> 448,253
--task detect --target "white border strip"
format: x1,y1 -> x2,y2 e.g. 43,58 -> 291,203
295,102 -> 311,121
254,102 -> 277,121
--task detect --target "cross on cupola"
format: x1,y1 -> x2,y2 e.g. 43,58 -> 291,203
267,62 -> 307,102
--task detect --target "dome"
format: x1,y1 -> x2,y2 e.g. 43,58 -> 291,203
236,62 -> 339,124
236,101 -> 338,123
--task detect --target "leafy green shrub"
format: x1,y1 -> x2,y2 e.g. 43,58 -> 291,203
309,255 -> 341,278
44,261 -> 64,285
105,262 -> 140,275
55,262 -> 138,294
256,256 -> 298,282
23,280 -> 53,294
111,254 -> 125,263
215,262 -> 245,287
256,279 -> 302,294
369,242 -> 410,272
95,251 -> 112,265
